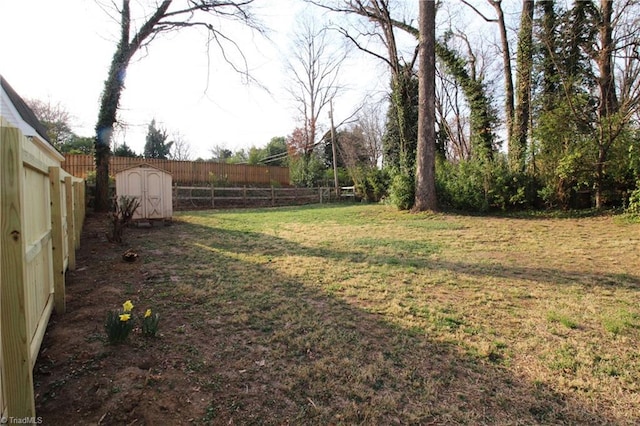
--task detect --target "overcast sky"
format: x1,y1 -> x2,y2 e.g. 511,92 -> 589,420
0,0 -> 391,159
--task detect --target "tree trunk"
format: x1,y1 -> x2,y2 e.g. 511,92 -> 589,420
511,0 -> 534,173
94,45 -> 131,211
490,1 -> 515,148
94,0 -> 172,211
413,0 -> 437,212
594,0 -> 618,209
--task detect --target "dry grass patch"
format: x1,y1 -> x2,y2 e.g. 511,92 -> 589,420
35,204 -> 640,424
166,205 -> 639,423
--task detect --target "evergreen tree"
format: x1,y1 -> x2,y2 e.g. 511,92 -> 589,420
143,119 -> 173,159
114,142 -> 139,157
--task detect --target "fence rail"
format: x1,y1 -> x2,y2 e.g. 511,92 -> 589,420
62,154 -> 290,186
174,185 -> 343,209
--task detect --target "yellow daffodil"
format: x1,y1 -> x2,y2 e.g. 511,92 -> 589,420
123,300 -> 134,312
119,313 -> 131,322
144,309 -> 152,318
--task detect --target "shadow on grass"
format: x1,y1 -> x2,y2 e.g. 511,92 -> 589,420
144,220 -> 626,424
195,222 -> 640,291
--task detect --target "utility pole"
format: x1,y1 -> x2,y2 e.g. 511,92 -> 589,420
329,99 -> 339,199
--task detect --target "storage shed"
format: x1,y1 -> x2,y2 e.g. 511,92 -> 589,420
115,163 -> 173,221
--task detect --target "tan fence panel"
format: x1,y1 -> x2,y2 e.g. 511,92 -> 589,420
62,154 -> 290,186
1,126 -> 85,419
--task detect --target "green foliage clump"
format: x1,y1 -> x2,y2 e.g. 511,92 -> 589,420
353,167 -> 389,202
209,173 -> 230,187
625,183 -> 640,218
323,167 -> 352,188
436,156 -> 534,212
289,154 -> 325,187
436,158 -> 488,211
85,171 -> 115,186
61,135 -> 95,155
113,142 -> 139,158
389,172 -> 414,210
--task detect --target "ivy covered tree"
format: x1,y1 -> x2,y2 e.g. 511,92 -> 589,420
382,66 -> 419,175
93,0 -> 263,211
143,119 -> 173,159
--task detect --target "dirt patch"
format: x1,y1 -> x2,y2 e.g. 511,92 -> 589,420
34,214 -> 213,425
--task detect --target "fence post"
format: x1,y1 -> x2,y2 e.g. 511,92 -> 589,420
271,185 -> 275,206
319,187 -> 323,204
75,180 -> 86,246
49,167 -> 66,314
65,176 -> 76,271
211,184 -> 215,208
1,126 -> 36,418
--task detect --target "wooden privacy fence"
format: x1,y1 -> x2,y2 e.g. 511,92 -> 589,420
63,154 -> 291,186
174,185 -> 346,209
1,125 -> 85,419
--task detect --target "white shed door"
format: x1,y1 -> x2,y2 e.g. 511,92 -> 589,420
124,170 -> 145,220
144,169 -> 164,219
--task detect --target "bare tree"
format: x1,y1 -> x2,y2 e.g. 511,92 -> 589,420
412,0 -> 437,212
25,98 -> 74,149
307,0 -> 420,174
285,16 -> 347,157
355,102 -> 385,167
93,0 -> 263,211
209,144 -> 232,162
169,131 -> 192,161
436,67 -> 471,160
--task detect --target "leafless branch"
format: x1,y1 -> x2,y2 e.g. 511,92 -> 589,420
459,0 -> 498,23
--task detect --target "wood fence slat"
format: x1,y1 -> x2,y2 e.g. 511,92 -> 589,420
62,154 -> 290,186
1,126 -> 36,418
49,167 -> 65,314
65,177 -> 76,271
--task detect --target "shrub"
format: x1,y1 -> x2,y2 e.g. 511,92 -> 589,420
106,196 -> 140,243
436,156 -> 536,212
352,167 -> 389,202
289,154 -> 325,187
436,158 -> 488,211
389,172 -> 414,210
625,182 -> 640,217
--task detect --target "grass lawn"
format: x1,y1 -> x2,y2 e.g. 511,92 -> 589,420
36,203 -> 640,424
